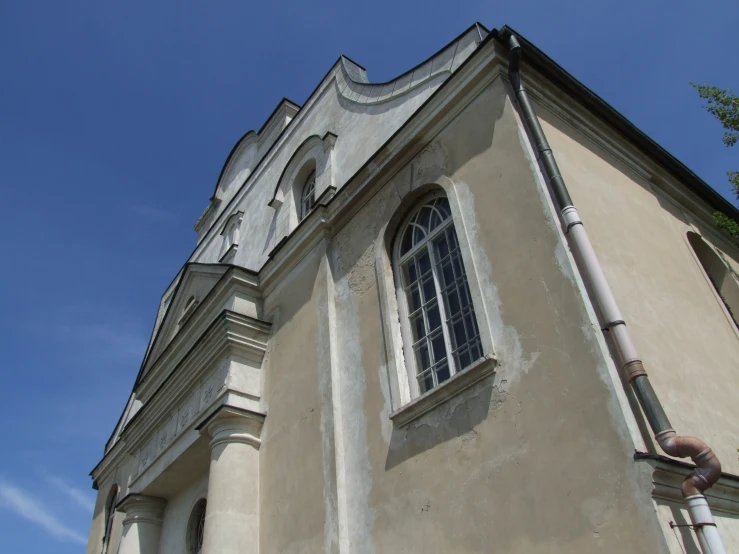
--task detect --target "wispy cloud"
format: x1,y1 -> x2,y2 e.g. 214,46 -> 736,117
43,474 -> 95,513
131,204 -> 177,224
0,481 -> 87,545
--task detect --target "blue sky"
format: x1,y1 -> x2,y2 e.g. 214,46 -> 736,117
0,1 -> 737,551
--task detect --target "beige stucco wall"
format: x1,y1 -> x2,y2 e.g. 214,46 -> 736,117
260,246 -> 337,553
538,99 -> 739,478
87,41 -> 739,554
257,75 -> 671,553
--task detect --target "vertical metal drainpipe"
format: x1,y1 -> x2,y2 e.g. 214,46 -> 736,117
501,32 -> 726,554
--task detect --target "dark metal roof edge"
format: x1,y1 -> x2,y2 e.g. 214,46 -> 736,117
493,25 -> 739,223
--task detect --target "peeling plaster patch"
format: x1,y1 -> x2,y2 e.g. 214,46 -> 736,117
348,246 -> 375,295
454,181 -> 540,382
408,379 -> 504,434
333,275 -> 375,554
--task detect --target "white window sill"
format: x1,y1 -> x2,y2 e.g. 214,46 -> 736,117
390,354 -> 497,427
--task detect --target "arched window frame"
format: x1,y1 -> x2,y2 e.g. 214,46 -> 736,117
102,484 -> 119,553
187,498 -> 207,554
686,231 -> 739,336
300,171 -> 316,220
219,211 -> 243,263
268,132 -> 337,242
392,190 -> 485,399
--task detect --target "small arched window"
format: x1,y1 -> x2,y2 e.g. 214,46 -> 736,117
300,171 -> 316,220
687,232 -> 739,329
394,193 -> 483,395
102,485 -> 119,553
187,499 -> 207,554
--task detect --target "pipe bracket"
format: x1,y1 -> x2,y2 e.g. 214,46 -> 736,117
624,360 -> 647,382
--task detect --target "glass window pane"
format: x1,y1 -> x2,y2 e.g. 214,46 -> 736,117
418,369 -> 435,394
446,287 -> 461,316
431,332 -> 446,363
447,225 -> 458,248
415,342 -> 431,371
417,206 -> 432,232
427,303 -> 441,332
417,250 -> 431,275
452,317 -> 467,347
436,362 -> 450,385
401,226 -> 414,255
397,195 -> 484,394
441,260 -> 455,288
421,276 -> 435,303
435,233 -> 449,260
410,312 -> 426,341
406,284 -> 422,312
452,255 -> 464,279
436,197 -> 451,219
404,261 -> 418,285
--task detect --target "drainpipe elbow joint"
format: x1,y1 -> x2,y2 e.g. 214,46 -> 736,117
656,430 -> 722,497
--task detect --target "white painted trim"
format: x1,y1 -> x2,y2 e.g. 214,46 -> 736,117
390,355 -> 496,427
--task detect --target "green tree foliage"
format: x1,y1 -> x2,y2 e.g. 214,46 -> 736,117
691,83 -> 739,196
692,83 -> 739,246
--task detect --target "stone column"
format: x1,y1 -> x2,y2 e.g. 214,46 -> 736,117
116,494 -> 166,554
201,407 -> 264,554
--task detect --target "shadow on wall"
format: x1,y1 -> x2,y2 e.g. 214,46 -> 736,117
384,375 -> 500,471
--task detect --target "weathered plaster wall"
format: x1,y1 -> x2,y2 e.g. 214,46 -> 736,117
260,245 -> 336,553
158,471 -> 208,554
538,100 -> 739,477
296,77 -> 670,553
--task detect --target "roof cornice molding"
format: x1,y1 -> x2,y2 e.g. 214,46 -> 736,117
136,267 -> 262,395
259,41 -> 501,294
636,452 -> 739,515
188,25 -> 488,265
91,309 -> 270,482
493,25 -> 739,224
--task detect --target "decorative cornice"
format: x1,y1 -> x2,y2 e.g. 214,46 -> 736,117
198,405 -> 266,451
137,267 -> 263,395
635,452 -> 739,515
91,309 -> 270,483
187,26 -> 488,266
116,494 -> 167,525
335,25 -> 485,106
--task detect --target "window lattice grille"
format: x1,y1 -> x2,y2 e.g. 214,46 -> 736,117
397,196 -> 482,394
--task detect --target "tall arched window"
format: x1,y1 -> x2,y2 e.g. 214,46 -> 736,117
687,232 -> 739,329
102,485 -> 119,553
300,171 -> 316,220
394,193 -> 483,395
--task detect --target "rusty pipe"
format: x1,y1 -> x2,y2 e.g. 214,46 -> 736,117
656,430 -> 722,497
500,29 -> 726,554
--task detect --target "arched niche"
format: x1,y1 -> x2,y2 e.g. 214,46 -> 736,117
269,132 -> 337,238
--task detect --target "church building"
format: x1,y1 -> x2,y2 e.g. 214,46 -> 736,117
85,23 -> 739,554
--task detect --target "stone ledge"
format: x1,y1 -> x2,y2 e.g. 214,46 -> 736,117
635,452 -> 739,515
390,355 -> 497,427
